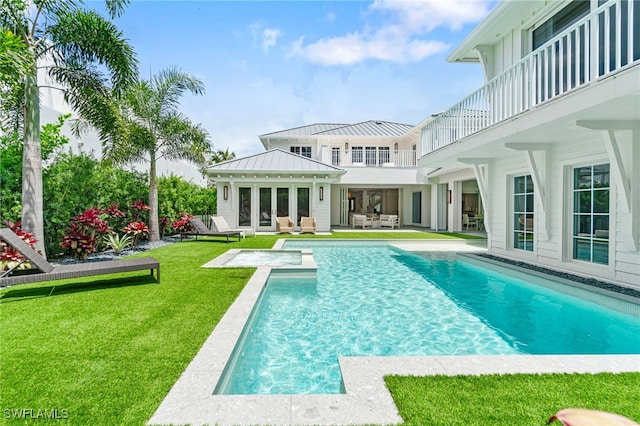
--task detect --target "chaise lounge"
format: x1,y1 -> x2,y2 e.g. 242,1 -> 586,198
210,216 -> 255,238
0,228 -> 160,287
182,218 -> 242,242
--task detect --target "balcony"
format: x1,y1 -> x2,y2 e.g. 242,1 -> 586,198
319,146 -> 417,168
421,0 -> 639,154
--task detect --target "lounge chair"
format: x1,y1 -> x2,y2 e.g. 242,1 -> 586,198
211,216 -> 255,238
352,214 -> 373,229
276,217 -> 294,233
0,228 -> 159,287
379,214 -> 399,229
300,217 -> 316,234
182,218 -> 242,242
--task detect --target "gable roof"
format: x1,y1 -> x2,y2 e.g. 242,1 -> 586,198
260,120 -> 414,139
206,149 -> 346,176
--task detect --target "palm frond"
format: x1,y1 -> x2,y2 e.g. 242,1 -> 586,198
46,8 -> 137,93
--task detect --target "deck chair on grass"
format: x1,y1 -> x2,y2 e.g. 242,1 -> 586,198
211,216 -> 255,238
276,217 -> 294,233
0,228 -> 159,287
182,218 -> 242,242
300,217 -> 316,234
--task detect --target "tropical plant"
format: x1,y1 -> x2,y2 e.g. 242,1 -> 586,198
123,221 -> 149,248
100,67 -> 211,242
102,232 -> 132,255
171,213 -> 194,234
60,208 -> 111,259
2,0 -> 137,257
0,221 -> 39,272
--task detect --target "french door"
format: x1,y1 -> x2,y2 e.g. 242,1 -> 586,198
258,187 -> 290,231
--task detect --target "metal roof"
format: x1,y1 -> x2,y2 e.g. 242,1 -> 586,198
315,120 -> 414,137
260,123 -> 349,138
259,120 -> 414,139
206,149 -> 346,175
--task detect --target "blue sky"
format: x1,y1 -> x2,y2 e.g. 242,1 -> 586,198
101,0 -> 497,157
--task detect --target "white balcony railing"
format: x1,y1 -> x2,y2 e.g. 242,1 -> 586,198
421,0 -> 639,154
319,147 -> 417,168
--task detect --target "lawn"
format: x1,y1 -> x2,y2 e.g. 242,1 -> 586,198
1,232 -> 637,425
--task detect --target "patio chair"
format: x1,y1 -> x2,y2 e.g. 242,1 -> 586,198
379,214 -> 399,229
0,228 -> 159,287
352,214 -> 373,229
300,217 -> 316,234
210,216 -> 255,238
463,214 -> 478,231
182,218 -> 242,242
276,217 -> 294,234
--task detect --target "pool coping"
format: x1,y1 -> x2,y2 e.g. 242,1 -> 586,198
148,240 -> 640,426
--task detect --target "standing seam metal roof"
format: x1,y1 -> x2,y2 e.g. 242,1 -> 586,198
206,149 -> 345,174
259,120 -> 414,139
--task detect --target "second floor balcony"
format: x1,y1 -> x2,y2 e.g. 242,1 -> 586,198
318,146 -> 417,168
421,0 -> 639,155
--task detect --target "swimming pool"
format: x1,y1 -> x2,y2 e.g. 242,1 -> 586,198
216,241 -> 640,395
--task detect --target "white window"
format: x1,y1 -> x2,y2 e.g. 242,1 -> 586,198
290,146 -> 312,158
513,175 -> 534,252
572,164 -> 610,265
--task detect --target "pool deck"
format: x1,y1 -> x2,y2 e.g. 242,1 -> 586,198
148,239 -> 640,426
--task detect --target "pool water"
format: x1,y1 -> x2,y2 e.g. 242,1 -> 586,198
217,242 -> 640,395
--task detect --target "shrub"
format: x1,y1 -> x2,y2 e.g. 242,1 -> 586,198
123,221 -> 149,248
171,213 -> 194,234
60,208 -> 111,259
0,221 -> 40,271
103,233 -> 133,255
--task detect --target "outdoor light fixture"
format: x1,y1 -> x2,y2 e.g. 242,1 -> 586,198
344,142 -> 349,152
394,142 -> 398,151
223,185 -> 229,200
319,186 -> 324,201
447,189 -> 452,204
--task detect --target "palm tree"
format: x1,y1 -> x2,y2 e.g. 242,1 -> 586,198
102,67 -> 211,242
2,0 -> 137,256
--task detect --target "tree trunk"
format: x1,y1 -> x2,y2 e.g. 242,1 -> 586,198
21,71 -> 47,258
148,155 -> 160,242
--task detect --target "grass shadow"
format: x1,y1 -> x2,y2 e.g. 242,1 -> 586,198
0,274 -> 158,303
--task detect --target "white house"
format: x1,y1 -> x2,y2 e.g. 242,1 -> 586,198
208,0 -> 639,290
420,0 -> 639,289
208,120 -> 439,232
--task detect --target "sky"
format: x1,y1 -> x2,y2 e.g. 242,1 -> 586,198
95,0 -> 498,158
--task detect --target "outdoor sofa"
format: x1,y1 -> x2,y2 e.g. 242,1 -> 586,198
0,228 -> 159,287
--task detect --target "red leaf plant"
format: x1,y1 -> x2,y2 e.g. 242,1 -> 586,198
171,213 -> 194,234
1,221 -> 41,272
123,221 -> 149,248
60,208 -> 111,259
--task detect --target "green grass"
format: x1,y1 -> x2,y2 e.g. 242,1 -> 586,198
384,373 -> 640,426
2,232 -> 635,425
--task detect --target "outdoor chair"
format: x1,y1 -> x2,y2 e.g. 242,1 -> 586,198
463,214 -> 478,231
0,228 -> 159,287
276,217 -> 294,233
352,214 -> 373,229
379,214 -> 399,229
211,216 -> 255,238
182,218 -> 241,242
300,217 -> 316,234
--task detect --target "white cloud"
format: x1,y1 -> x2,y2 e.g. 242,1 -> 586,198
289,0 -> 493,66
249,23 -> 283,53
261,28 -> 282,52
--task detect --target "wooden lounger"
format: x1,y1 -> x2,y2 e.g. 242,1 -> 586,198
0,228 -> 160,287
